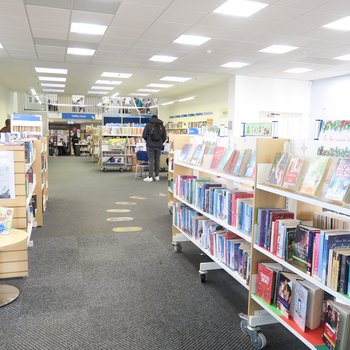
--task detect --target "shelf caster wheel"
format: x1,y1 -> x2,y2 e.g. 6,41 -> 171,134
172,242 -> 182,253
199,271 -> 207,283
250,331 -> 267,349
240,319 -> 249,336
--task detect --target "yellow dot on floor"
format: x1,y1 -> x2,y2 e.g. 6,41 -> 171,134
115,201 -> 137,205
106,217 -> 134,222
112,227 -> 143,232
106,209 -> 131,213
130,196 -> 146,200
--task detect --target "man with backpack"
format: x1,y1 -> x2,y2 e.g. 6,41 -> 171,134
142,115 -> 167,182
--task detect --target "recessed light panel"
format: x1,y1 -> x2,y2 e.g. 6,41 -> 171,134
160,76 -> 192,82
41,83 -> 65,87
173,34 -> 211,46
334,53 -> 350,61
260,45 -> 298,54
138,89 -> 160,92
0,43 -> 3,49
88,91 -> 108,94
323,16 -> 350,31
161,101 -> 175,106
214,0 -> 268,17
149,55 -> 178,62
101,72 -> 133,78
147,83 -> 174,88
90,86 -> 114,90
177,96 -> 196,102
70,22 -> 107,35
95,80 -> 122,85
221,61 -> 250,68
38,76 -> 66,82
285,68 -> 312,73
35,67 -> 67,74
42,89 -> 65,92
67,48 -> 95,56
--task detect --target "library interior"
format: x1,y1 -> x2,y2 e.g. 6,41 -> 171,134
2,1 -> 350,349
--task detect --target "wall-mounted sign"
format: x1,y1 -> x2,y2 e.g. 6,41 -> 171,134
243,122 -> 273,137
12,114 -> 41,121
319,120 -> 350,142
62,113 -> 96,120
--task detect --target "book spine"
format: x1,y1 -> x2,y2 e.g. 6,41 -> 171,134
307,231 -> 316,275
317,231 -> 325,281
312,233 -> 321,279
339,254 -> 350,294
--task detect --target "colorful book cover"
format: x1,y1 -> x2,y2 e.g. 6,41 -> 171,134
0,207 -> 14,235
179,144 -> 192,162
325,158 -> 350,203
244,151 -> 256,178
233,149 -> 252,176
322,300 -> 340,350
266,153 -> 289,187
299,156 -> 330,196
293,225 -> 316,266
230,192 -> 254,227
276,272 -> 295,318
217,148 -> 234,171
282,156 -> 305,191
293,280 -> 309,332
210,146 -> 226,170
226,150 -> 240,173
190,145 -> 206,166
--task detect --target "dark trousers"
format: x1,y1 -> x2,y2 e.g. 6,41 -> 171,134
147,148 -> 160,178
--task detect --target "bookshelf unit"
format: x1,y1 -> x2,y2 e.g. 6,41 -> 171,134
41,137 -> 49,212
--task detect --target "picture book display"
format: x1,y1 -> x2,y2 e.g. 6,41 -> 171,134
191,145 -> 206,166
282,156 -> 305,191
244,151 -> 256,178
232,149 -> 252,176
266,153 -> 289,187
325,158 -> 350,203
217,148 -> 234,172
299,156 -> 330,196
0,207 -> 14,234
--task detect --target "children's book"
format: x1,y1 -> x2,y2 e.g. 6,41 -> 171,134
299,156 -> 330,196
282,156 -> 305,191
244,151 -> 256,178
217,148 -> 234,172
325,158 -> 350,203
266,153 -> 289,187
179,144 -> 192,162
210,147 -> 226,170
233,149 -> 252,176
0,207 -> 14,235
226,149 -> 240,173
190,145 -> 206,166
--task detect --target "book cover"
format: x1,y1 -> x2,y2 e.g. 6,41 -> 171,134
293,225 -> 315,266
233,149 -> 252,177
231,192 -> 254,227
217,148 -> 234,172
244,150 -> 256,178
282,156 -> 305,191
276,271 -> 298,318
339,252 -> 350,294
266,153 -> 289,186
293,280 -> 309,332
0,207 -> 14,235
226,150 -> 240,173
0,150 -> 16,199
325,158 -> 350,203
179,144 -> 192,162
210,146 -> 226,170
190,144 -> 206,166
299,156 -> 330,196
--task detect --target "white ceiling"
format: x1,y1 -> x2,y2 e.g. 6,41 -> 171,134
1,0 -> 350,100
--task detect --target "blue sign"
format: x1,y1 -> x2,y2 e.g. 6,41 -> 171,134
12,114 -> 41,121
189,128 -> 199,135
62,113 -> 95,120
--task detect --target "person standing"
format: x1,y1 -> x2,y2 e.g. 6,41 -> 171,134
71,132 -> 79,156
142,115 -> 167,182
0,118 -> 11,133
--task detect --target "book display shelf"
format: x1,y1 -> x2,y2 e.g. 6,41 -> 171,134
170,135 -> 350,350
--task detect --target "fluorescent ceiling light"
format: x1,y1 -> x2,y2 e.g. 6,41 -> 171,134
260,45 -> 298,54
334,53 -> 350,61
147,83 -> 174,88
41,83 -> 65,87
95,80 -> 122,85
38,76 -> 66,82
285,68 -> 312,73
173,34 -> 211,46
70,22 -> 107,35
101,72 -> 133,78
35,67 -> 67,74
67,47 -> 95,56
221,61 -> 250,68
88,91 -> 108,94
161,101 -> 175,106
0,42 -> 3,49
42,89 -> 64,92
214,0 -> 268,17
130,93 -> 150,97
323,16 -> 350,31
177,96 -> 196,102
111,92 -> 119,98
30,88 -> 36,95
160,76 -> 191,82
90,86 -> 114,90
149,55 -> 178,63
137,89 -> 160,92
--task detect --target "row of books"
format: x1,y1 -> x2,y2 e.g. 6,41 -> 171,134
266,152 -> 350,204
173,202 -> 251,284
104,137 -> 143,145
101,126 -> 144,136
256,262 -> 350,350
175,175 -> 253,234
179,144 -> 256,178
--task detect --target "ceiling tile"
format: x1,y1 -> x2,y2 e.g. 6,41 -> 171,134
34,38 -> 67,47
68,33 -> 103,44
276,0 -> 331,10
169,0 -> 223,12
70,10 -> 114,25
31,29 -> 68,40
158,8 -> 207,25
24,0 -> 72,9
73,0 -> 122,15
114,2 -> 164,20
316,0 -> 350,15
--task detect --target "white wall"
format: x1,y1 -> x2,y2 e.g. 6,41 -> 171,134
161,81 -> 229,126
0,83 -> 10,126
231,75 -> 311,138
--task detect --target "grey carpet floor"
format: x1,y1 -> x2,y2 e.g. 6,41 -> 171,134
1,156 -> 308,350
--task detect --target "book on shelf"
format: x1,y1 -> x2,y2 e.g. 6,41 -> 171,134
293,279 -> 309,331
190,144 -> 206,166
210,146 -> 226,170
282,156 -> 305,191
244,150 -> 256,178
230,192 -> 254,227
322,299 -> 350,350
178,144 -> 192,162
236,198 -> 254,235
339,252 -> 350,294
274,219 -> 301,260
266,153 -> 289,187
232,149 -> 252,177
325,158 -> 350,204
314,211 -> 350,230
226,149 -> 240,173
299,156 -> 331,196
217,148 -> 234,172
276,271 -> 299,318
0,207 -> 14,235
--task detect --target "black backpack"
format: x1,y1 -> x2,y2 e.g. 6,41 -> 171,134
150,123 -> 163,141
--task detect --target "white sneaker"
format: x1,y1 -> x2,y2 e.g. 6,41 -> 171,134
143,177 -> 153,182
155,176 -> 160,181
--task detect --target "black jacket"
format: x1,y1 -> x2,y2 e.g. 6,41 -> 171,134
142,116 -> 167,149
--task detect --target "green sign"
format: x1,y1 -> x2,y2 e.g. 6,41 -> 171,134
245,123 -> 272,136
